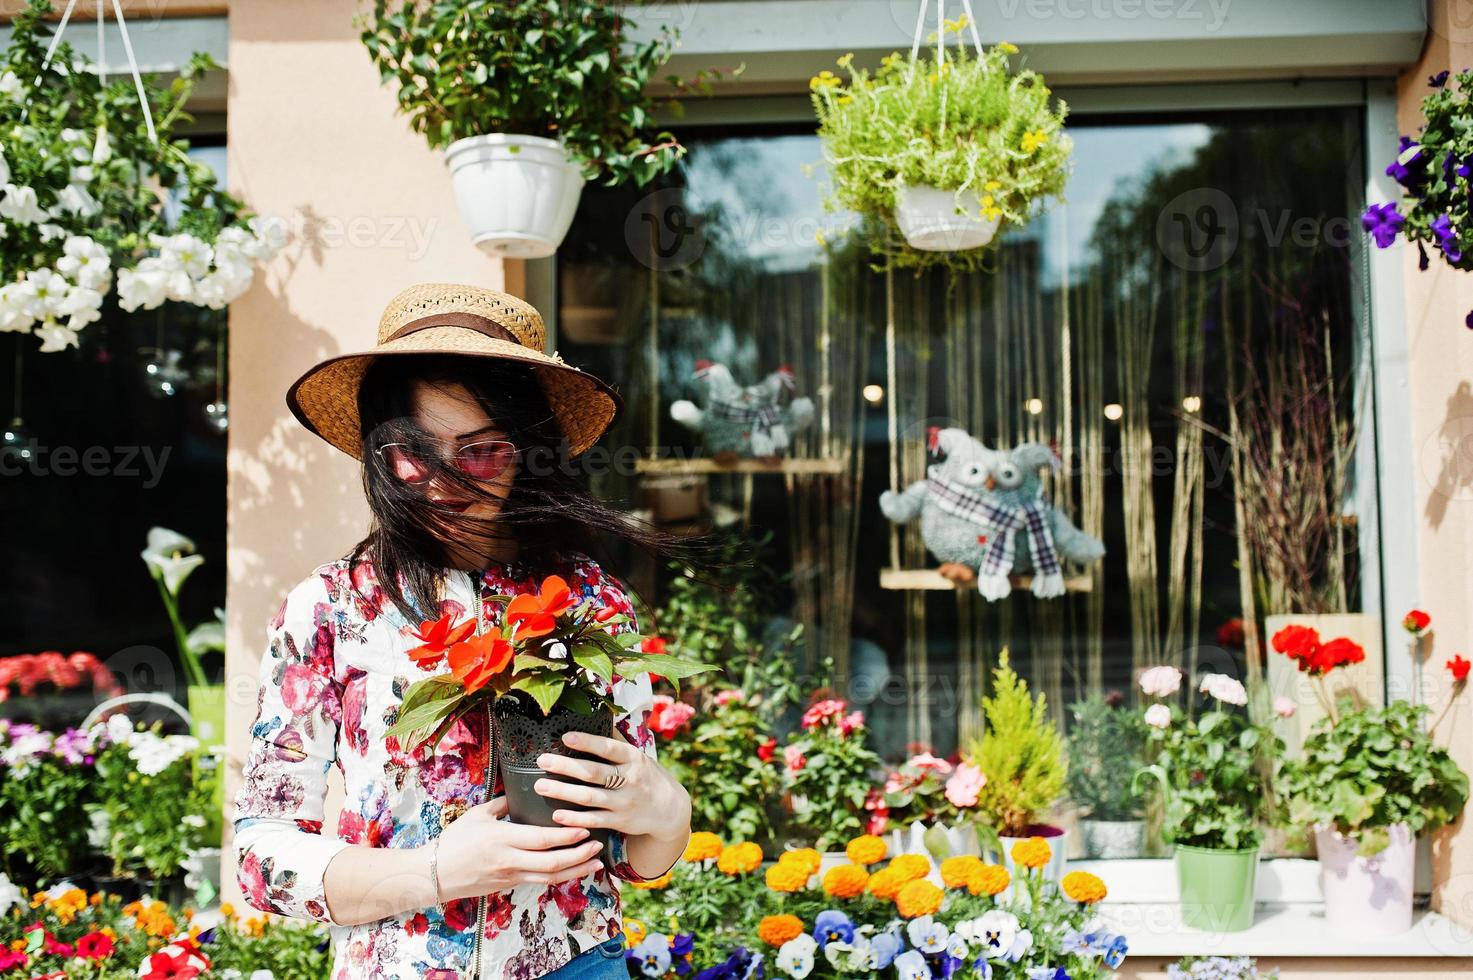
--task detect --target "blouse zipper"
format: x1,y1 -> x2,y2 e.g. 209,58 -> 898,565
469,570 -> 494,980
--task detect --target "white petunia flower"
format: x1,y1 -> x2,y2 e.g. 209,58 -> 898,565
35,325 -> 80,352
159,233 -> 213,278
247,214 -> 289,257
0,284 -> 34,333
23,269 -> 69,316
56,182 -> 100,218
0,184 -> 48,224
0,145 -> 9,186
117,261 -> 171,312
57,236 -> 112,290
0,71 -> 21,98
0,873 -> 22,913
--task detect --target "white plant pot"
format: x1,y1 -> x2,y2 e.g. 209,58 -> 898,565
444,133 -> 586,259
1080,819 -> 1144,859
1315,824 -> 1415,936
893,184 -> 1001,252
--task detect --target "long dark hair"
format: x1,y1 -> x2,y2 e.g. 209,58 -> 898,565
350,353 -> 687,623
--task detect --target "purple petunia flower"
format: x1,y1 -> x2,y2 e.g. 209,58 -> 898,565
1432,213 -> 1463,263
1431,70 -> 1451,88
1362,202 -> 1404,248
1387,137 -> 1427,188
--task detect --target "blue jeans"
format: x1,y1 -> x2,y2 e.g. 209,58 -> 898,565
540,934 -> 628,980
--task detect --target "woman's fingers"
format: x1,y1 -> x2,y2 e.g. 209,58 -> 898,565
496,821 -> 591,850
511,839 -> 603,875
535,751 -> 617,787
535,777 -> 615,808
551,807 -> 613,829
537,857 -> 606,886
561,731 -> 640,764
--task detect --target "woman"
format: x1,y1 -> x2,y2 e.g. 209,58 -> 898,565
232,284 -> 692,980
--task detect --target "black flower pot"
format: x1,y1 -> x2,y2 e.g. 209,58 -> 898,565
92,874 -> 144,903
494,693 -> 616,862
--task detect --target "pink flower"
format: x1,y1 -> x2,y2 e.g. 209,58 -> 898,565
1273,696 -> 1297,718
944,762 -> 986,808
648,695 -> 694,737
801,698 -> 847,730
907,752 -> 953,774
1199,673 -> 1248,706
1139,665 -> 1183,698
714,689 -> 744,707
839,710 -> 865,736
784,744 -> 806,772
1144,704 -> 1172,729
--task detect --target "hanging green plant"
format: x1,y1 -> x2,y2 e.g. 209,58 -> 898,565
0,0 -> 282,353
811,14 -> 1071,271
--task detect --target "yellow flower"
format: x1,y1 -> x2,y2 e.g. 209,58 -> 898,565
781,848 -> 822,877
967,863 -> 1011,896
846,834 -> 889,866
836,94 -> 853,105
683,831 -> 723,863
998,42 -> 1020,54
837,52 -> 855,69
982,206 -> 1003,222
717,842 -> 763,875
895,879 -> 945,918
631,870 -> 674,890
758,914 -> 804,948
940,856 -> 984,889
765,861 -> 810,893
822,864 -> 870,899
985,180 -> 1002,191
625,919 -> 648,947
219,902 -> 236,918
48,887 -> 87,924
1022,130 -> 1050,153
888,853 -> 931,882
243,916 -> 265,937
1062,871 -> 1108,904
981,195 -> 995,209
867,866 -> 905,900
1011,837 -> 1052,870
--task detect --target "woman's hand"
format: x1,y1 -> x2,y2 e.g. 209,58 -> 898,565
534,731 -> 691,842
433,796 -> 605,901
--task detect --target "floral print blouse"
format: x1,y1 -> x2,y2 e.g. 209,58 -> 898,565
231,552 -> 659,980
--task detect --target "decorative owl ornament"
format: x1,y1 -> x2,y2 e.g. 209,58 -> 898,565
670,361 -> 816,459
879,426 -> 1105,601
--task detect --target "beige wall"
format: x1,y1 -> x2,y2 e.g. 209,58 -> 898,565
1396,0 -> 1473,933
1120,961 -> 1470,978
219,0 -> 520,906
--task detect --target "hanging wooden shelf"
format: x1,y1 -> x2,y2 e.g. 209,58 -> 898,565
879,568 -> 1094,593
635,457 -> 848,476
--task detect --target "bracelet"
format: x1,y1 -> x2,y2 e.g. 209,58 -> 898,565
428,836 -> 444,906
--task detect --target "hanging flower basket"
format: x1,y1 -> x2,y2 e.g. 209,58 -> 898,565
0,1 -> 281,353
811,9 -> 1071,270
443,134 -> 585,259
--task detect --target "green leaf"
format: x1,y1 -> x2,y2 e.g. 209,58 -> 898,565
571,644 -> 614,683
510,673 -> 563,715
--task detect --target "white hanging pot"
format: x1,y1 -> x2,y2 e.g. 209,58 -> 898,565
444,133 -> 586,259
894,183 -> 1000,252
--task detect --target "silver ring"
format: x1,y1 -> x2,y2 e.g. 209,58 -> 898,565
603,768 -> 627,791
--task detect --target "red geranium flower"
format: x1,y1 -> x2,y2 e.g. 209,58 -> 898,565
1271,624 -> 1320,659
1448,654 -> 1471,683
1404,609 -> 1432,635
407,614 -> 476,669
1317,637 -> 1366,673
1216,618 -> 1245,648
447,634 -> 514,694
756,737 -> 778,762
76,930 -> 115,959
505,575 -> 576,641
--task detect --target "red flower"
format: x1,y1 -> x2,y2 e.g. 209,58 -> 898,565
76,931 -> 115,959
0,950 -> 25,971
648,695 -> 694,737
640,636 -> 668,654
863,788 -> 889,835
447,634 -> 514,694
594,605 -> 619,623
756,737 -> 778,762
1317,637 -> 1366,673
800,698 -> 847,730
505,575 -> 576,641
1216,618 -> 1245,648
1404,609 -> 1432,635
407,614 -> 476,669
139,944 -> 209,980
1272,624 -> 1321,659
1448,654 -> 1471,683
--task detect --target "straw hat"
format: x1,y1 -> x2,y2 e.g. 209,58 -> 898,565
286,283 -> 621,460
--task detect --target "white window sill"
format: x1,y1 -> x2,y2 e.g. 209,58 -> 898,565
1077,859 -> 1473,959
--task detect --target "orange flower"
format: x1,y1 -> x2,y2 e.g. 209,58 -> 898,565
765,862 -> 809,892
781,848 -> 823,877
888,854 -> 930,882
845,834 -> 888,865
1062,871 -> 1107,904
940,855 -> 984,889
407,614 -> 476,668
505,575 -> 576,640
1011,837 -> 1052,870
447,634 -> 514,693
758,914 -> 804,947
822,864 -> 870,899
866,866 -> 905,900
717,842 -> 763,875
630,870 -> 673,890
967,864 -> 1010,896
895,879 -> 944,918
682,832 -> 723,863
641,636 -> 668,654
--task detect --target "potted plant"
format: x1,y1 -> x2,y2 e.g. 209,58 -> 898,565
961,650 -> 1069,881
878,751 -> 986,862
1170,957 -> 1279,979
361,0 -> 713,258
811,20 -> 1070,269
781,698 -> 884,853
1135,670 -> 1280,933
1277,624 -> 1469,935
0,651 -> 123,728
388,574 -> 713,857
0,1 -> 282,354
1067,693 -> 1146,858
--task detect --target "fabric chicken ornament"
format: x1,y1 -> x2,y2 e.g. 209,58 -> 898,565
670,361 -> 815,460
879,426 -> 1105,601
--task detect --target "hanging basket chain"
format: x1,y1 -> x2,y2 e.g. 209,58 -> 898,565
37,0 -> 157,143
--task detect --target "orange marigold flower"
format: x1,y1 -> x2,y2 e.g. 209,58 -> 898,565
940,855 -> 984,889
1062,871 -> 1107,904
845,834 -> 889,865
758,914 -> 805,947
780,848 -> 822,877
967,863 -> 1011,896
630,870 -> 674,890
822,864 -> 870,899
867,866 -> 905,900
895,879 -> 945,918
1011,836 -> 1052,870
682,831 -> 723,863
717,842 -> 763,875
766,861 -> 810,893
888,853 -> 931,882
